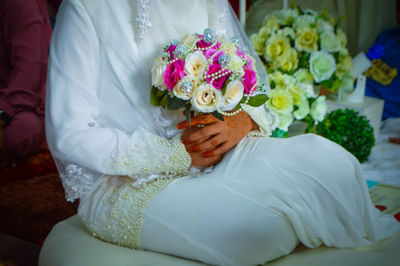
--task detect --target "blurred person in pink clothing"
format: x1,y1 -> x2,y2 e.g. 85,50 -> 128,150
0,0 -> 60,168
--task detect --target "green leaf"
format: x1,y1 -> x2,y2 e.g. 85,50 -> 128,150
271,128 -> 288,138
246,94 -> 268,107
150,86 -> 161,106
270,80 -> 276,89
299,52 -> 311,69
332,52 -> 340,62
167,95 -> 187,110
321,78 -> 333,89
211,111 -> 224,121
185,104 -> 191,125
157,89 -> 167,97
160,94 -> 168,108
222,82 -> 229,96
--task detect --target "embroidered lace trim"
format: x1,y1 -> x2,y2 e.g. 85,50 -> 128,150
108,131 -> 192,183
136,0 -> 151,42
61,164 -> 99,202
242,104 -> 278,137
81,177 -> 175,249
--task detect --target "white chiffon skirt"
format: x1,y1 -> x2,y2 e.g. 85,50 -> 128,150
78,134 -> 400,266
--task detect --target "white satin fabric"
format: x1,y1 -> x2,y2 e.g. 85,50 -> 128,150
46,0 -> 400,265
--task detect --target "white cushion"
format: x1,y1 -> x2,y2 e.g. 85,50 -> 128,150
39,215 -> 400,266
38,215 -> 203,266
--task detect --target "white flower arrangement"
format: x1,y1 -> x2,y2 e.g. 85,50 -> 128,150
266,71 -> 327,132
250,7 -> 354,134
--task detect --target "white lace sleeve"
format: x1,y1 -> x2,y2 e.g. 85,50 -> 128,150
108,129 -> 191,180
242,104 -> 278,137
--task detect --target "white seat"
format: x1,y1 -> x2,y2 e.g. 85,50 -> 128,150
38,215 -> 204,266
39,215 -> 400,266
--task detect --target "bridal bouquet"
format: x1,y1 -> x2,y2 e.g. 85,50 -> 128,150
250,7 -> 354,131
150,28 -> 268,124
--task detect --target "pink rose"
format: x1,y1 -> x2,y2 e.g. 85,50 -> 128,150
203,48 -> 220,61
165,44 -> 177,59
245,56 -> 255,71
237,50 -> 254,71
206,64 -> 230,90
236,49 -> 246,58
164,58 -> 185,90
197,40 -> 221,49
242,69 -> 257,95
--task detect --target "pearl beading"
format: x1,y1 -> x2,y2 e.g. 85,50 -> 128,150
108,131 -> 191,183
81,176 -> 175,249
201,69 -> 232,82
212,82 -> 258,117
193,41 -> 218,51
136,0 -> 151,42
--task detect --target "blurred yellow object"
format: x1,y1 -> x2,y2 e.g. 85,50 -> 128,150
365,59 -> 398,85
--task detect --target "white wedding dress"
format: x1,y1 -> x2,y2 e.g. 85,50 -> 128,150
45,0 -> 400,265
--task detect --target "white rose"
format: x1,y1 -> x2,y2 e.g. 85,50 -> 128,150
269,71 -> 296,90
185,51 -> 208,77
250,34 -> 264,54
277,27 -> 296,40
309,51 -> 336,83
173,75 -> 197,100
339,47 -> 349,57
221,80 -> 244,111
182,34 -> 199,49
276,48 -> 299,73
299,83 -> 316,97
310,96 -> 327,122
264,105 -> 280,133
316,19 -> 333,34
340,74 -> 355,92
151,57 -> 167,90
191,84 -> 223,113
265,33 -> 291,61
272,8 -> 299,25
229,54 -> 245,77
293,96 -> 310,120
294,68 -> 314,85
320,32 -> 341,52
302,8 -> 318,17
293,15 -> 315,31
220,39 -> 237,55
278,113 -> 293,131
266,89 -> 294,115
336,28 -> 347,47
261,15 -> 279,36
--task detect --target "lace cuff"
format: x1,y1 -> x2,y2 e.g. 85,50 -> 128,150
108,130 -> 191,184
242,104 -> 277,137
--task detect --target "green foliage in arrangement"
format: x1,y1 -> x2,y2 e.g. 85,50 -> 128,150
315,109 -> 375,163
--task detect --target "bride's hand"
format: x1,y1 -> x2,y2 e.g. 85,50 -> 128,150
180,126 -> 223,167
178,111 -> 255,166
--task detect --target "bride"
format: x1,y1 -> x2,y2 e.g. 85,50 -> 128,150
45,0 -> 399,265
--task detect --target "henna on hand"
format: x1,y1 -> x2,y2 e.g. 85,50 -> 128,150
179,111 -> 255,167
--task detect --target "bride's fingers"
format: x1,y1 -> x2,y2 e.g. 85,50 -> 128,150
182,110 -> 195,119
177,114 -> 217,129
188,135 -> 225,153
191,153 -> 223,167
182,124 -> 221,144
202,142 -> 232,158
181,126 -> 200,140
